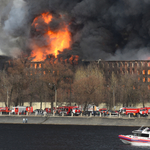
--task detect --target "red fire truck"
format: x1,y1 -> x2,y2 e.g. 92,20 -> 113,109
0,107 -> 11,113
140,107 -> 150,116
45,106 -> 81,116
66,106 -> 81,116
120,107 -> 139,115
26,106 -> 33,113
57,106 -> 81,116
99,108 -> 107,114
44,107 -> 56,113
120,107 -> 148,116
11,106 -> 33,114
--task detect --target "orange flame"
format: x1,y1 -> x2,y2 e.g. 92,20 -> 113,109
31,12 -> 71,62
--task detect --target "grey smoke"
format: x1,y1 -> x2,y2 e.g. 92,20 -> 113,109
2,0 -> 150,60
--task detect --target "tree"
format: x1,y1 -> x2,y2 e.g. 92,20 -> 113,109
6,56 -> 30,106
73,63 -> 105,110
42,60 -> 74,110
118,74 -> 139,107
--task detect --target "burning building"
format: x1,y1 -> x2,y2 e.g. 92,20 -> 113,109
1,0 -> 150,81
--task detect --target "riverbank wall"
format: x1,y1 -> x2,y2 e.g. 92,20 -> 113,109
0,115 -> 150,126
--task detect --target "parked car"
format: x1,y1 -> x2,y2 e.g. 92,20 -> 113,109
106,110 -> 118,116
33,109 -> 43,114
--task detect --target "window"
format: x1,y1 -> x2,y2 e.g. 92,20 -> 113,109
148,62 -> 150,67
117,62 -> 120,67
112,63 -> 114,68
39,64 -> 41,68
140,134 -> 149,137
132,63 -> 134,68
143,70 -> 145,75
35,64 -> 37,69
141,62 -> 143,66
148,78 -> 150,82
138,77 -> 140,81
148,70 -> 150,75
143,77 -> 145,82
148,85 -> 150,90
108,63 -> 109,67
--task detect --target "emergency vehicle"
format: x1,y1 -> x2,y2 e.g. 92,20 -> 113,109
11,106 -> 33,114
0,107 -> 11,113
140,107 -> 150,116
44,108 -> 51,113
57,106 -> 81,116
120,107 -> 148,116
44,107 -> 56,113
145,107 -> 150,114
99,108 -> 107,114
72,107 -> 81,116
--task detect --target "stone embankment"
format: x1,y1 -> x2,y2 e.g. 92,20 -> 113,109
0,115 -> 150,126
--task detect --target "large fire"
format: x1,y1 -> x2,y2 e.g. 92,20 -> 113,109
31,12 -> 71,62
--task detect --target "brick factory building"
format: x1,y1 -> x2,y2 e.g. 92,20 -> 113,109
95,60 -> 150,87
2,56 -> 150,88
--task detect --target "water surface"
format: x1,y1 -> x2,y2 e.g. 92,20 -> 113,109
0,124 -> 149,150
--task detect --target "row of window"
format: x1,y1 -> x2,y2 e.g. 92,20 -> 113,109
102,62 -> 150,68
30,63 -> 42,69
106,70 -> 150,75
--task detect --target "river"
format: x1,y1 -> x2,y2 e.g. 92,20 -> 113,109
0,124 -> 149,150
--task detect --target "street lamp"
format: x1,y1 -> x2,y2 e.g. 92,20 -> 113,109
49,83 -> 57,108
2,85 -> 8,107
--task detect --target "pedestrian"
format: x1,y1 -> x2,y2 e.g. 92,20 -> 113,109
23,118 -> 25,123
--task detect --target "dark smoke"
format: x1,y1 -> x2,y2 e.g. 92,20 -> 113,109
2,0 -> 150,60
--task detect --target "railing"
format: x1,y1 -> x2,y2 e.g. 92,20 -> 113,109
0,111 -> 148,118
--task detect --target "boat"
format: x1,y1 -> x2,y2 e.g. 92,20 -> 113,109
118,126 -> 150,146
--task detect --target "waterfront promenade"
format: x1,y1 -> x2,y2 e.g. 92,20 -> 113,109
0,114 -> 150,126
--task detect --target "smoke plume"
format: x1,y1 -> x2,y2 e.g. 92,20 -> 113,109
1,0 -> 150,60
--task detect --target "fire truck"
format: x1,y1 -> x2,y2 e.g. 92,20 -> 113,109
44,108 -> 52,113
11,106 -> 33,114
120,107 -> 139,115
44,106 -> 81,116
0,107 -> 11,114
57,106 -> 81,116
57,106 -> 68,115
140,107 -> 150,116
71,107 -> 81,116
120,107 -> 148,116
99,108 -> 107,114
44,107 -> 56,113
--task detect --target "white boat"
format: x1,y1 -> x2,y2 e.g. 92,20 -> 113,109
119,126 -> 150,146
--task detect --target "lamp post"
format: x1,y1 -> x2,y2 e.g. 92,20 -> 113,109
49,83 -> 57,108
54,84 -> 57,108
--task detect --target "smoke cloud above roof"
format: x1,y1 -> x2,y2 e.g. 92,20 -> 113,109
1,0 -> 150,60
